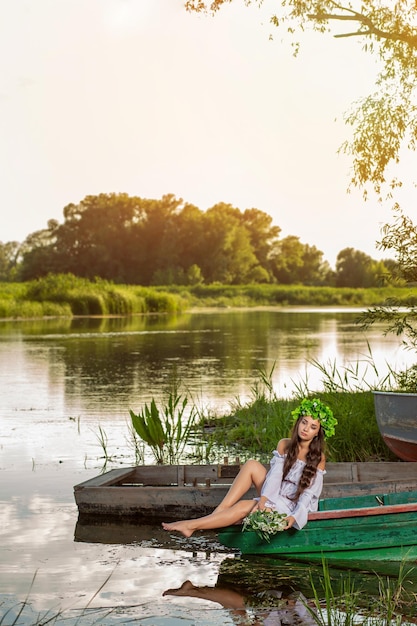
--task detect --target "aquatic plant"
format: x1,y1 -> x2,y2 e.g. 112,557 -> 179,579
129,389 -> 198,464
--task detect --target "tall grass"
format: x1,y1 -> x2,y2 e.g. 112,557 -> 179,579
1,570 -> 116,626
0,274 -> 187,319
305,560 -> 417,626
199,357 -> 397,463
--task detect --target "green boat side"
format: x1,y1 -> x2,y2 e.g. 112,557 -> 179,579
217,490 -> 417,565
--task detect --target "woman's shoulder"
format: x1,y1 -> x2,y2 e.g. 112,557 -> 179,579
277,438 -> 290,454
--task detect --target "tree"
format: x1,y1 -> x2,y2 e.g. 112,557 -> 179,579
335,246 -> 392,287
0,241 -> 21,281
241,208 -> 281,272
335,247 -> 373,287
270,235 -> 305,284
270,236 -> 328,284
199,203 -> 261,283
186,1 -> 417,198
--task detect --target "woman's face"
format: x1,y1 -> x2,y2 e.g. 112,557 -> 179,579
297,415 -> 321,442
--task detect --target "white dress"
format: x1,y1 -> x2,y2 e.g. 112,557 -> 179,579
258,450 -> 325,530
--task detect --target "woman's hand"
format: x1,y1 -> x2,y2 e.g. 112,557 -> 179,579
283,515 -> 295,530
250,500 -> 271,513
255,496 -> 269,512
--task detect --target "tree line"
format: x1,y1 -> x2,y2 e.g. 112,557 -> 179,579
0,193 -> 396,287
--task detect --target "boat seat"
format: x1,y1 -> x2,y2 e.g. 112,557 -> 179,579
384,491 -> 417,505
318,493 -> 387,511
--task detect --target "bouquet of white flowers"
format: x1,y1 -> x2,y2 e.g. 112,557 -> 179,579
242,510 -> 288,542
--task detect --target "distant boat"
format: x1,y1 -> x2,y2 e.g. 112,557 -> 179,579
373,391 -> 417,462
218,490 -> 417,572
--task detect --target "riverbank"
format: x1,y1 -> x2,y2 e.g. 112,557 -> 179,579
0,274 -> 415,319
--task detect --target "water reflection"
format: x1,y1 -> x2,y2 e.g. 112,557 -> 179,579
163,579 -> 315,625
1,310 -> 414,425
74,517 -> 231,555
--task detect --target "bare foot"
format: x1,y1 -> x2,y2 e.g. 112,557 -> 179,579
161,521 -> 194,537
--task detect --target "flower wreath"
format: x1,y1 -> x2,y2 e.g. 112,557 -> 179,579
291,398 -> 337,439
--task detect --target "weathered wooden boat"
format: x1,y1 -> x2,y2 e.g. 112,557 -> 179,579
218,490 -> 417,570
373,391 -> 417,462
74,461 -> 417,521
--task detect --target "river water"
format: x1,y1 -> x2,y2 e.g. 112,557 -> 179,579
1,308 -> 416,625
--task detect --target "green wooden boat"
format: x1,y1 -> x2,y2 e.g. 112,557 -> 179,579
218,490 -> 417,570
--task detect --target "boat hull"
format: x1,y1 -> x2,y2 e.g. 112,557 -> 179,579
373,391 -> 417,461
218,491 -> 417,569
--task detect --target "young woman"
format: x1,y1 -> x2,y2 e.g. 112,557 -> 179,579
162,398 -> 336,537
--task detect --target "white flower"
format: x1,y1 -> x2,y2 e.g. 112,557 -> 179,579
242,510 -> 288,542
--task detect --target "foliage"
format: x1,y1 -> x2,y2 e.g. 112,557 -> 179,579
392,365 -> 417,393
13,191 -> 397,287
357,209 -> 417,382
291,397 -> 337,439
129,390 -> 198,464
242,510 -> 288,542
18,194 -> 288,286
335,248 -> 392,288
186,1 -> 417,199
0,240 -> 21,281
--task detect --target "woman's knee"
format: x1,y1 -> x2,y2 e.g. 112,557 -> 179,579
242,459 -> 262,472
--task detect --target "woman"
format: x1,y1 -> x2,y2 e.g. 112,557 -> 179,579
162,398 -> 336,537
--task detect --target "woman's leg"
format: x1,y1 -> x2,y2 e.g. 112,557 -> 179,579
162,499 -> 255,537
213,459 -> 267,512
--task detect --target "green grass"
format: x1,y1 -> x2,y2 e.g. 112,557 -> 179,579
196,359 -> 398,463
199,390 -> 392,463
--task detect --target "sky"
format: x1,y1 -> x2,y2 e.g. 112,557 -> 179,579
0,0 -> 415,268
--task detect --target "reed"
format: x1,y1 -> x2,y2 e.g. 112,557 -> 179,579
305,560 -> 359,626
304,560 -> 417,626
125,421 -> 145,465
0,570 -> 117,626
94,424 -> 116,468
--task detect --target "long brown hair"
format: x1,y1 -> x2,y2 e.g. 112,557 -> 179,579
282,416 -> 325,501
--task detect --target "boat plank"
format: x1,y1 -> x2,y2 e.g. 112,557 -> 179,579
74,467 -> 137,490
309,501 -> 417,521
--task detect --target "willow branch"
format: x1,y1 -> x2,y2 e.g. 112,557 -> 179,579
308,12 -> 417,48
